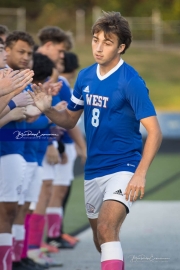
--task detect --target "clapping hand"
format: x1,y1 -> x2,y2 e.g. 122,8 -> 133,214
28,83 -> 52,113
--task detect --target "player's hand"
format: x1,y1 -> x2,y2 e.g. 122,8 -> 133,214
54,101 -> 67,111
0,69 -> 34,96
12,92 -> 34,107
124,174 -> 146,202
28,83 -> 52,113
60,152 -> 68,164
25,104 -> 41,117
43,80 -> 62,96
75,144 -> 87,164
46,144 -> 61,165
26,115 -> 39,123
8,107 -> 27,121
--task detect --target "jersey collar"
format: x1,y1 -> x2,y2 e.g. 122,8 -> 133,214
96,58 -> 124,81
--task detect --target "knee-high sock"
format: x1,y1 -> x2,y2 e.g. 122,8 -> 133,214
12,225 -> 25,262
21,213 -> 31,259
0,233 -> 12,270
28,214 -> 45,249
46,207 -> 63,238
101,241 -> 124,270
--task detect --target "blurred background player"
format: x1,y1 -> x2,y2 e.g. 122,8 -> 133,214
19,52 -> 59,269
26,26 -> 73,265
27,26 -> 86,259
0,30 -> 35,270
46,51 -> 85,248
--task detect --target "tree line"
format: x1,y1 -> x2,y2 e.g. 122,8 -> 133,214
0,0 -> 179,20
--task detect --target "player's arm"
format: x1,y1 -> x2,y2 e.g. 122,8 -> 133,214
45,107 -> 83,129
125,116 -> 162,202
0,92 -> 14,116
0,107 -> 26,127
0,70 -> 34,114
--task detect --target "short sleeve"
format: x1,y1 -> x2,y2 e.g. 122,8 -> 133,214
125,76 -> 156,120
67,71 -> 84,111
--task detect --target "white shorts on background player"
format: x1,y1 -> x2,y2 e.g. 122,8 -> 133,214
19,162 -> 43,205
41,156 -> 56,181
41,141 -> 58,181
54,143 -> 77,186
84,171 -> 134,219
0,154 -> 26,202
26,165 -> 43,204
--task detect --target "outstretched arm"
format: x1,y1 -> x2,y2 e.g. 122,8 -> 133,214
29,83 -> 83,129
124,116 -> 162,202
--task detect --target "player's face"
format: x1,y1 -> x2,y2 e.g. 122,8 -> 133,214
0,44 -> 7,68
45,42 -> 66,65
92,31 -> 125,67
6,40 -> 33,70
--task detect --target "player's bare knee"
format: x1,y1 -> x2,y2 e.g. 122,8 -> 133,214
42,181 -> 52,197
97,221 -> 113,243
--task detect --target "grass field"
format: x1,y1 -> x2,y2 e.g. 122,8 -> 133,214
63,153 -> 180,234
74,44 -> 180,111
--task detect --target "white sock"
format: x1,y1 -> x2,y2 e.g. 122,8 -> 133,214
101,241 -> 123,262
12,224 -> 25,241
46,207 -> 62,216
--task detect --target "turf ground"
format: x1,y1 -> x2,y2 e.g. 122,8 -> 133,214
63,153 -> 180,234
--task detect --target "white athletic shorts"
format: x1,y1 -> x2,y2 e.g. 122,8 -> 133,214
84,171 -> 134,219
53,143 -> 77,186
26,165 -> 43,203
18,162 -> 41,205
41,141 -> 58,181
0,154 -> 26,202
41,156 -> 56,181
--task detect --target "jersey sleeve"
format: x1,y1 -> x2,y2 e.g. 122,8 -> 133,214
67,71 -> 84,111
125,75 -> 156,120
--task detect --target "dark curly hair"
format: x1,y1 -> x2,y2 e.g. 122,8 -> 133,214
92,11 -> 132,54
33,53 -> 55,82
5,31 -> 34,48
63,52 -> 79,73
38,26 -> 73,50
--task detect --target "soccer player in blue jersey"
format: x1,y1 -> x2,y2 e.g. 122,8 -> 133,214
29,26 -> 86,253
30,11 -> 162,270
0,37 -> 34,115
0,31 -> 35,270
46,51 -> 86,248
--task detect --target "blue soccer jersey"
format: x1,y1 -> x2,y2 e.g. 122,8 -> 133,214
67,59 -> 156,180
